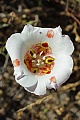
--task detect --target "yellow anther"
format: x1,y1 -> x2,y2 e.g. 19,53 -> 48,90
30,49 -> 36,58
32,67 -> 39,74
45,57 -> 55,64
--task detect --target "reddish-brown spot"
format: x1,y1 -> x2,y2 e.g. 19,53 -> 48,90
50,76 -> 56,83
46,30 -> 54,38
39,32 -> 42,34
46,71 -> 51,74
42,42 -> 48,47
13,59 -> 20,67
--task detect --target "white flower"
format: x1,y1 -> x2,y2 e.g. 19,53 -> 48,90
6,24 -> 74,95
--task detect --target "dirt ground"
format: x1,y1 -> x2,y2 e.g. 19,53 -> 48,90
0,0 -> 80,120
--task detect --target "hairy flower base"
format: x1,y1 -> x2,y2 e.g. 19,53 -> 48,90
24,42 -> 55,75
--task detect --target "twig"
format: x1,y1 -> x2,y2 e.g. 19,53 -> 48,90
2,54 -> 9,72
66,11 -> 80,25
59,0 -> 80,25
61,81 -> 80,91
17,94 -> 53,113
17,81 -> 80,113
65,0 -> 69,11
68,7 -> 80,19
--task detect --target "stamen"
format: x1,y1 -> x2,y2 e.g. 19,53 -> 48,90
32,67 -> 39,73
24,42 -> 55,76
41,62 -> 44,64
36,63 -> 40,66
45,57 -> 54,64
42,56 -> 46,60
39,51 -> 43,56
32,60 -> 36,62
37,59 -> 41,63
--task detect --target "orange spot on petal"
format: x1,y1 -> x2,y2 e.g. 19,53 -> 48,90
50,76 -> 56,83
46,30 -> 54,38
13,59 -> 20,67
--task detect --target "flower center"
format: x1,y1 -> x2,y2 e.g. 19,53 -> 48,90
24,42 -> 55,76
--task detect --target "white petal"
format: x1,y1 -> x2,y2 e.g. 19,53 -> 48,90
6,33 -> 26,63
41,26 -> 62,45
21,24 -> 74,56
21,24 -> 34,35
42,71 -> 58,90
15,70 -> 38,87
52,35 -> 74,56
33,76 -> 47,95
47,82 -> 58,90
24,82 -> 38,93
21,24 -> 33,42
21,24 -> 43,47
51,54 -> 73,87
21,24 -> 61,48
24,76 -> 47,95
6,33 -> 38,88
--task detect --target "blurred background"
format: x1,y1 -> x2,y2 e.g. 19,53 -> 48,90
0,0 -> 80,120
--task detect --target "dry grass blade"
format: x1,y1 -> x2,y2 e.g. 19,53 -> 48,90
17,94 -> 53,113
17,81 -> 80,113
